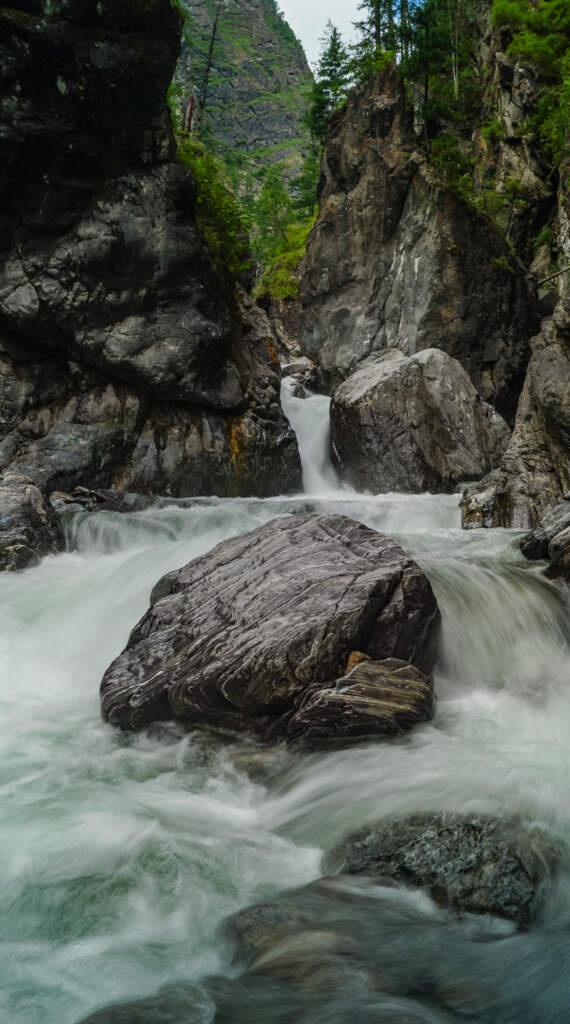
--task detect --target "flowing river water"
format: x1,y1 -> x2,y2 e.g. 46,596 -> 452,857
0,381 -> 569,1023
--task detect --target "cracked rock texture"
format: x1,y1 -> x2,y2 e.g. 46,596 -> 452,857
0,472 -> 64,571
330,348 -> 510,493
520,498 -> 570,581
298,65 -> 537,421
100,513 -> 441,739
461,299 -> 570,529
0,0 -> 300,511
323,811 -> 565,925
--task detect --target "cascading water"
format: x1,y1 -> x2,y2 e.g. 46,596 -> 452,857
280,377 -> 343,494
1,387 -> 569,1023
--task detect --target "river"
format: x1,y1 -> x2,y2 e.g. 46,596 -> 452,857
0,381 -> 568,1023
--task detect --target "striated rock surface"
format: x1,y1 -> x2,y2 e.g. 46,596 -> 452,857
462,299 -> 570,529
0,473 -> 64,571
323,812 -> 565,926
330,348 -> 510,494
520,498 -> 570,581
0,1 -> 300,507
287,658 -> 434,749
298,65 -> 536,419
100,513 -> 441,738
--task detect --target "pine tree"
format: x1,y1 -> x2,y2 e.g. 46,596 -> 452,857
304,22 -> 351,146
254,164 -> 293,262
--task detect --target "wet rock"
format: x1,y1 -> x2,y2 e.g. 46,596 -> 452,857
462,299 -> 570,529
52,488 -> 152,516
323,812 -> 565,925
100,513 -> 441,737
76,981 -> 214,1023
330,349 -> 510,493
287,659 -> 434,750
0,473 -> 64,571
520,499 -> 570,581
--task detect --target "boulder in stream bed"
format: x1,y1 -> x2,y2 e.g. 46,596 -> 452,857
330,349 -> 510,494
323,811 -> 565,925
100,513 -> 440,742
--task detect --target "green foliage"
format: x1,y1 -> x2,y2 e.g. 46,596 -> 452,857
293,152 -> 320,217
305,22 -> 351,145
533,225 -> 554,249
255,217 -> 316,299
348,42 -> 395,84
482,117 -> 504,143
177,138 -> 252,280
263,0 -> 299,51
492,0 -> 570,163
254,163 -> 294,263
429,133 -> 474,182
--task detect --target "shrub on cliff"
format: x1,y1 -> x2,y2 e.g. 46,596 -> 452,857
177,137 -> 252,281
492,0 -> 570,164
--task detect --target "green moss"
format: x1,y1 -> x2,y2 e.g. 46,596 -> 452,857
254,216 -> 315,300
177,138 -> 252,281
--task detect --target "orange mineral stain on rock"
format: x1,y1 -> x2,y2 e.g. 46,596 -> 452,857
345,650 -> 372,673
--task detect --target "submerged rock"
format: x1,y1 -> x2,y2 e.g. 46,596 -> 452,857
100,514 -> 441,740
323,811 -> 565,925
330,349 -> 509,493
77,981 -> 214,1023
0,473 -> 64,571
520,499 -> 570,581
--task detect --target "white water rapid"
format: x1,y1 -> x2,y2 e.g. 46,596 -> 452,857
0,384 -> 569,1023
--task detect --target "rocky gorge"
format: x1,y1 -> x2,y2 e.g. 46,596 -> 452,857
0,0 -> 569,1022
0,0 -> 301,570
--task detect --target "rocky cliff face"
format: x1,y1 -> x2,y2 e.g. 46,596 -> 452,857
0,0 -> 300,511
462,297 -> 570,528
175,0 -> 312,174
298,65 -> 538,422
298,6 -> 569,526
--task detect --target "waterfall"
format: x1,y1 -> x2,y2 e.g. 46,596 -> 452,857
1,407 -> 569,1022
280,376 -> 343,494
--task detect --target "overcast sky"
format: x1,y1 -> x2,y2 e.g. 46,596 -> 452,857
277,0 -> 359,68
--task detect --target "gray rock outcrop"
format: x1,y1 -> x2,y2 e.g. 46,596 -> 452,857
520,498 -> 570,581
330,348 -> 510,493
323,811 -> 565,925
462,299 -> 570,528
100,514 -> 441,740
298,65 -> 536,419
0,473 -> 64,571
0,1 -> 300,508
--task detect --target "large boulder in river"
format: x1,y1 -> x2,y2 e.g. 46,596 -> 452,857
323,812 -> 565,925
100,514 -> 441,741
330,349 -> 510,494
0,472 -> 64,571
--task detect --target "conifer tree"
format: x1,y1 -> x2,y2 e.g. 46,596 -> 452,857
304,22 -> 351,146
